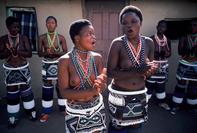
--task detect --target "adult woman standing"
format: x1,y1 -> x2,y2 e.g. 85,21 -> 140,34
38,16 -> 67,122
58,19 -> 107,132
107,5 -> 157,133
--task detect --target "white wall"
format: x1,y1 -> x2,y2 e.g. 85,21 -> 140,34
130,0 -> 197,36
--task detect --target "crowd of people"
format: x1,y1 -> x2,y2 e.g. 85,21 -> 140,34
0,4 -> 196,133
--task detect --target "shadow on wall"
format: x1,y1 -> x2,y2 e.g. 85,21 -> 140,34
166,40 -> 180,93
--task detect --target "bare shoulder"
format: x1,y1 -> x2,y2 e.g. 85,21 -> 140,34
112,36 -> 124,46
59,52 -> 70,64
59,52 -> 70,60
91,51 -> 102,60
39,33 -> 47,39
143,36 -> 154,47
58,34 -> 66,39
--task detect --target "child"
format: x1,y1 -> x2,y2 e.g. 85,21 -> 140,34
171,18 -> 197,115
38,16 -> 67,122
146,20 -> 171,110
0,16 -> 37,128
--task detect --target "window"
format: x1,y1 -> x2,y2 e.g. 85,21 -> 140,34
165,18 -> 196,40
7,7 -> 38,53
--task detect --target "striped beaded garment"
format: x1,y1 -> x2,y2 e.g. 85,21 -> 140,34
122,35 -> 145,70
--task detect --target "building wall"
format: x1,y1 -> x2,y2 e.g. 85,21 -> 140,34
130,0 -> 197,36
0,0 -> 82,98
129,0 -> 197,93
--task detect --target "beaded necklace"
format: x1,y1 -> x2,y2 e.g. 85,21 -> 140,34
192,33 -> 197,37
154,34 -> 169,52
123,35 -> 145,69
187,34 -> 197,57
70,48 -> 98,90
47,31 -> 60,52
6,33 -> 20,57
187,34 -> 197,49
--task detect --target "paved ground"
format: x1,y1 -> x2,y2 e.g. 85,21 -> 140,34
0,93 -> 197,133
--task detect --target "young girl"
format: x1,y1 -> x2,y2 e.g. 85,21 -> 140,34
0,16 -> 37,128
146,20 -> 171,110
171,18 -> 197,115
107,5 -> 157,133
58,19 -> 107,132
38,16 -> 67,122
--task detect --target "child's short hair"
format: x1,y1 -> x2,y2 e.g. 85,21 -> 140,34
46,16 -> 57,24
157,20 -> 166,26
119,5 -> 143,24
6,16 -> 20,28
69,19 -> 92,43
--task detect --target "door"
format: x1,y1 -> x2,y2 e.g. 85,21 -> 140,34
84,0 -> 127,65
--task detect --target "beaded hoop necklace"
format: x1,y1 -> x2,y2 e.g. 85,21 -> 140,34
154,34 -> 169,52
187,34 -> 197,57
187,34 -> 197,49
47,31 -> 60,52
122,35 -> 145,69
70,48 -> 98,90
6,33 -> 20,57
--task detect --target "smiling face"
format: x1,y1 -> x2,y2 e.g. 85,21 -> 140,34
8,22 -> 20,36
75,25 -> 96,51
121,12 -> 141,39
46,18 -> 57,33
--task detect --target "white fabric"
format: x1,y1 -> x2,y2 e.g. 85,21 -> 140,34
42,100 -> 53,108
187,99 -> 197,105
23,100 -> 35,109
108,84 -> 147,95
3,62 -> 29,70
108,93 -> 125,106
156,92 -> 166,99
58,99 -> 66,106
147,94 -> 152,100
7,104 -> 20,113
172,96 -> 183,104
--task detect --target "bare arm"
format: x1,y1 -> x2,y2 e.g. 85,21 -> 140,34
38,35 -> 46,57
165,39 -> 171,58
17,35 -> 32,58
147,37 -> 155,61
178,36 -> 189,56
0,36 -> 11,59
93,54 -> 107,92
145,37 -> 158,77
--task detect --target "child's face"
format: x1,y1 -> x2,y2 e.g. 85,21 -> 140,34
46,18 -> 57,33
121,12 -> 141,38
8,22 -> 20,36
77,25 -> 96,51
157,22 -> 167,34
